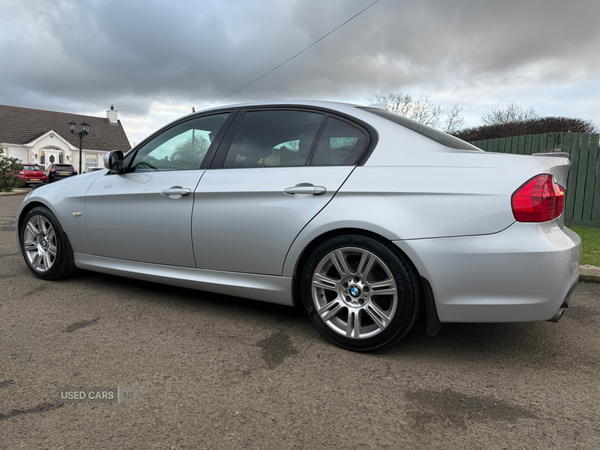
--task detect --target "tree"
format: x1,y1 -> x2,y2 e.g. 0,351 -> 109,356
443,103 -> 465,134
481,102 -> 539,125
452,116 -> 598,142
370,91 -> 464,133
136,133 -> 211,170
170,134 -> 210,169
0,149 -> 24,192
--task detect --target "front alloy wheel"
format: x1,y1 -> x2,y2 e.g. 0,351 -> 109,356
23,215 -> 57,272
302,235 -> 421,351
20,206 -> 74,280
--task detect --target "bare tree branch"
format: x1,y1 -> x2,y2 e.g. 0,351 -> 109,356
370,91 -> 464,133
443,103 -> 464,134
481,103 -> 539,125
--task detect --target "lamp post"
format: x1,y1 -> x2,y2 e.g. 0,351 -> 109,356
69,120 -> 90,174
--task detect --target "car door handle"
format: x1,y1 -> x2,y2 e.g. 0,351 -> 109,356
284,184 -> 327,195
161,187 -> 191,198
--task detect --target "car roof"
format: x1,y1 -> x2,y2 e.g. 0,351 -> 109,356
183,100 -> 364,120
130,100 -> 382,155
135,100 -> 480,167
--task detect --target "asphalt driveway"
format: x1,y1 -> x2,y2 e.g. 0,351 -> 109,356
1,193 -> 599,449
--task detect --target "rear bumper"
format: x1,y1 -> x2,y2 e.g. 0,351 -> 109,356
394,221 -> 581,323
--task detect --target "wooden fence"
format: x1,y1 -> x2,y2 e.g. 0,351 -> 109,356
471,132 -> 600,228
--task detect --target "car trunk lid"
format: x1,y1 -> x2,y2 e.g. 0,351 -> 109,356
531,152 -> 571,228
531,152 -> 571,188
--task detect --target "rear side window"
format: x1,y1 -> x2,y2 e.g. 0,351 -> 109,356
361,107 -> 480,151
310,117 -> 367,166
223,110 -> 323,168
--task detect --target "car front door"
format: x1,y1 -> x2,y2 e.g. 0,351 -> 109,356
192,109 -> 370,275
84,112 -> 233,267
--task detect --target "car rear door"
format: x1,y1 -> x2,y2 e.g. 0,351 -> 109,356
192,108 -> 372,275
84,112 -> 234,267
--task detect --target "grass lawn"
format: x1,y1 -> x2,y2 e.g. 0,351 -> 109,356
569,226 -> 600,266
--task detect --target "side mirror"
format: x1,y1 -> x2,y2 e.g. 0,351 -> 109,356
104,150 -> 124,173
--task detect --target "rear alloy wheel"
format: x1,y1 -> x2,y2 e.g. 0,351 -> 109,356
301,235 -> 421,351
20,206 -> 74,280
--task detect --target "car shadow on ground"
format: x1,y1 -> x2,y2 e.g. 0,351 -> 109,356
67,269 -> 595,368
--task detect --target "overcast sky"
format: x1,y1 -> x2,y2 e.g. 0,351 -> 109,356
1,0 -> 599,145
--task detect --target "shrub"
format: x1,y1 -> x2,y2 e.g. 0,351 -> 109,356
452,117 -> 598,142
0,149 -> 24,192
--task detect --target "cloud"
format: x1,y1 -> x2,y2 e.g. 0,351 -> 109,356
1,0 -> 599,142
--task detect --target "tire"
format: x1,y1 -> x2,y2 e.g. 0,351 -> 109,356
301,234 -> 421,352
20,206 -> 75,280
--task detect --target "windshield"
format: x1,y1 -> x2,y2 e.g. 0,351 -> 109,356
361,107 -> 481,151
23,165 -> 43,171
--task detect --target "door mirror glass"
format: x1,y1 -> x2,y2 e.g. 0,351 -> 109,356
104,150 -> 124,173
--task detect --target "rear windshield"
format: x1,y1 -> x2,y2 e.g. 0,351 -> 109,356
23,165 -> 42,170
360,107 -> 480,151
54,165 -> 74,171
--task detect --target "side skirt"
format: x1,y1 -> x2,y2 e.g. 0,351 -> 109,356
73,253 -> 294,306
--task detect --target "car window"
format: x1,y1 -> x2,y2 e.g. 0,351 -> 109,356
54,165 -> 73,171
131,113 -> 230,172
223,110 -> 323,168
310,117 -> 367,166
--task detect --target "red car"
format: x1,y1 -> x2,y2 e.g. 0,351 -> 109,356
18,164 -> 47,186
46,163 -> 77,183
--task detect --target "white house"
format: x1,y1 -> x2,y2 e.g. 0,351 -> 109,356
0,104 -> 130,171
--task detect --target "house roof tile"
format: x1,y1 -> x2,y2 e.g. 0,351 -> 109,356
0,104 -> 131,152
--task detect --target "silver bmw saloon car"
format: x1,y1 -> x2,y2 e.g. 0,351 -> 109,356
16,101 -> 581,351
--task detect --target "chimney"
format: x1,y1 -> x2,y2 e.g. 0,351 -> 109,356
107,104 -> 118,124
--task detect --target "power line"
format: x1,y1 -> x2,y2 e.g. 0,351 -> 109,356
201,0 -> 380,108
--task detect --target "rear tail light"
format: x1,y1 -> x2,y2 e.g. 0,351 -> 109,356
19,171 -> 24,175
512,174 -> 564,222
